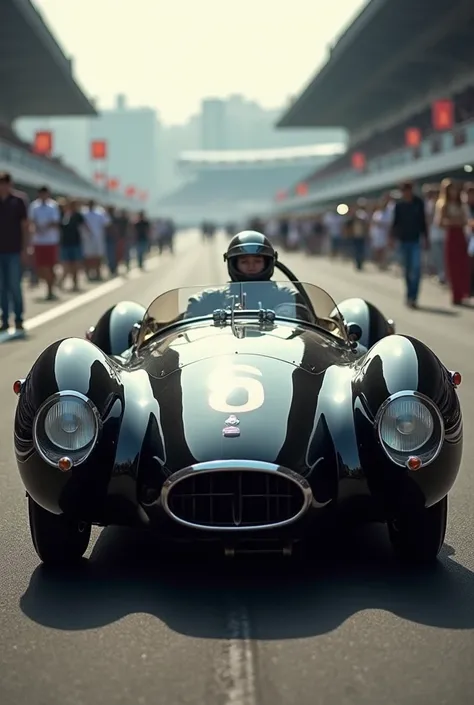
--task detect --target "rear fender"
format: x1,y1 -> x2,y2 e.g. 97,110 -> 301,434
88,301 -> 146,356
338,298 -> 394,349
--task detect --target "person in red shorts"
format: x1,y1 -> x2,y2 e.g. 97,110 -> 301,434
28,186 -> 61,300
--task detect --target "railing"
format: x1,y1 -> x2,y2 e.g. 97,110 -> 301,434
0,137 -> 92,189
304,118 -> 474,194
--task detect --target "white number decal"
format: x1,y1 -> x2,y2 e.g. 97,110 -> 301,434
208,364 -> 265,413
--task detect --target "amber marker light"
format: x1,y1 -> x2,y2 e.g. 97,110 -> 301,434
406,456 -> 422,471
13,379 -> 24,395
451,371 -> 462,387
58,457 -> 73,472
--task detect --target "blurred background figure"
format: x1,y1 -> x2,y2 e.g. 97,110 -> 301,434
59,197 -> 87,291
0,172 -> 28,332
133,210 -> 151,269
370,194 -> 392,270
28,186 -> 60,301
81,199 -> 110,281
434,179 -> 470,306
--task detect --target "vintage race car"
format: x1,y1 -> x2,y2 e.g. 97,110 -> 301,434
13,262 -> 463,566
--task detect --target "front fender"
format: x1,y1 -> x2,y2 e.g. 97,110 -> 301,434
353,334 -> 457,416
14,337 -> 124,516
352,334 -> 462,508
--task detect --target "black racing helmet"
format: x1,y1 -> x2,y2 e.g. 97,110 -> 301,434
224,230 -> 278,282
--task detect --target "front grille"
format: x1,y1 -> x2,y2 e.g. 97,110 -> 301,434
165,470 -> 306,529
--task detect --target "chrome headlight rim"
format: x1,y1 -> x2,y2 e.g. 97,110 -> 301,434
32,390 -> 101,468
374,390 -> 444,468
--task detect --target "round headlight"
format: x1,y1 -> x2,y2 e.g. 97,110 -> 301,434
379,397 -> 434,452
44,396 -> 97,451
33,392 -> 100,466
377,393 -> 444,467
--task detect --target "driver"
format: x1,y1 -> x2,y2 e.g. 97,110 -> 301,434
185,230 -> 299,317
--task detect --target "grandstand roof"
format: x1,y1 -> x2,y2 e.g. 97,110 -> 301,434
278,0 -> 474,131
178,143 -> 345,165
0,0 -> 96,119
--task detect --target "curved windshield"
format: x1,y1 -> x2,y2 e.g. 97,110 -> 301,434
136,281 -> 348,347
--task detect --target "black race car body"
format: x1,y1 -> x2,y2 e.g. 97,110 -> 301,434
13,273 -> 463,565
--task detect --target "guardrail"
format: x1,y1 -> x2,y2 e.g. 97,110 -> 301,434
276,118 -> 474,211
0,137 -> 130,207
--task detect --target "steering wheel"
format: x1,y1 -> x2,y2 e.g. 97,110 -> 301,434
273,259 -> 318,320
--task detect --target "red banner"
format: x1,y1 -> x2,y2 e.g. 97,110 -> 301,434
296,182 -> 308,196
108,177 -> 119,191
405,127 -> 421,148
432,99 -> 454,131
125,186 -> 136,197
351,152 -> 366,170
33,131 -> 53,156
91,140 -> 107,160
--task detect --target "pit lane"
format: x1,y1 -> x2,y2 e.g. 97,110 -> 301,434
0,230 -> 473,705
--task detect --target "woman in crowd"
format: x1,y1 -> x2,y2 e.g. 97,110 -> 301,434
465,183 -> 474,296
369,193 -> 392,269
434,178 -> 470,305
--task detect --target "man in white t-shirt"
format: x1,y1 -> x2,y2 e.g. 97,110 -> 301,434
28,186 -> 61,300
81,199 -> 110,280
323,210 -> 344,257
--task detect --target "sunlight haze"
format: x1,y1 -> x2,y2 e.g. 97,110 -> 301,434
34,0 -> 368,124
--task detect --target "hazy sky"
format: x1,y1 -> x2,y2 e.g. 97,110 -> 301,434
34,0 -> 368,125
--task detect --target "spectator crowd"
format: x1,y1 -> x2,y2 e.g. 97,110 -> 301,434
0,171 -> 176,333
260,178 -> 474,309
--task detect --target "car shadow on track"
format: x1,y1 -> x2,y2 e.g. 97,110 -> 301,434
19,523 -> 474,638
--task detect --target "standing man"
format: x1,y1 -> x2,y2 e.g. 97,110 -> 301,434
81,199 -> 110,281
133,210 -> 151,269
390,181 -> 429,309
29,186 -> 61,301
0,172 -> 29,332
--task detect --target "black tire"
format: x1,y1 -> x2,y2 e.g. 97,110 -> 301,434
387,495 -> 448,564
28,496 -> 92,566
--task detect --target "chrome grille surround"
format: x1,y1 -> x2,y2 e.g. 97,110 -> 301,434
160,460 -> 313,532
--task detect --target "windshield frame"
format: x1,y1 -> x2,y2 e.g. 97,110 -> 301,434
135,281 -> 349,350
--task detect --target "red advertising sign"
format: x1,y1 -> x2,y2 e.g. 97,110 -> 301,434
91,140 -> 107,160
405,127 -> 421,148
432,99 -> 454,131
33,131 -> 53,156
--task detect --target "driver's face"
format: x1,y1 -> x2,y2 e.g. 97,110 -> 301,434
237,255 -> 265,275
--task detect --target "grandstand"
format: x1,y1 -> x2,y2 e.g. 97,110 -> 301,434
274,0 -> 474,212
157,143 -> 345,225
0,0 -> 130,206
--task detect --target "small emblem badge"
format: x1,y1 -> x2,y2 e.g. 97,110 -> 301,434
225,415 -> 240,426
223,426 -> 241,438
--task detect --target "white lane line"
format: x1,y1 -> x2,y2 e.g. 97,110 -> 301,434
23,257 -> 162,332
224,607 -> 257,705
0,229 -> 201,340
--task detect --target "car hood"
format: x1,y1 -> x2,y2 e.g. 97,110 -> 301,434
137,320 -> 353,379
127,322 -> 355,474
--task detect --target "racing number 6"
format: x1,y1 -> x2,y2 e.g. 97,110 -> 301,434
208,364 -> 265,413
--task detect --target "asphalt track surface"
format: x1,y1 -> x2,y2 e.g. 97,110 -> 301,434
1,229 -> 473,705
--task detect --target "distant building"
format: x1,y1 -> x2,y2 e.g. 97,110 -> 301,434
16,93 -> 347,204
201,98 -> 227,150
16,94 -> 160,207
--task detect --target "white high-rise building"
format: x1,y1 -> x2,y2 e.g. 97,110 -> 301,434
16,94 -> 161,207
